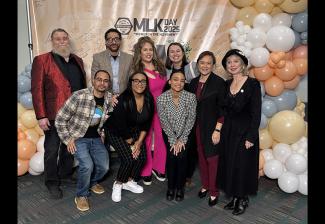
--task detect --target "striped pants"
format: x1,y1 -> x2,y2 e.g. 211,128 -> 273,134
106,129 -> 146,183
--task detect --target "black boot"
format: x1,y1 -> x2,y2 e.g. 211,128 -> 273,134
224,197 -> 238,210
175,189 -> 184,201
232,197 -> 248,215
166,189 -> 175,201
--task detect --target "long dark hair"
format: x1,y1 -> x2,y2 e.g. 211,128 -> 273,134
165,42 -> 189,70
121,71 -> 154,114
162,71 -> 189,92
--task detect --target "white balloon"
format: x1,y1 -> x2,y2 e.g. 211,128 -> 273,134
229,27 -> 238,36
249,47 -> 270,67
231,41 -> 239,49
36,135 -> 45,153
28,167 -> 41,176
298,141 -> 307,151
266,25 -> 295,52
236,21 -> 244,29
285,153 -> 307,175
238,26 -> 245,35
296,147 -> 306,155
291,143 -> 299,152
237,35 -> 246,46
244,41 -> 253,49
253,13 -> 272,32
231,32 -> 239,41
247,28 -> 267,48
298,174 -> 307,195
261,148 -> 274,161
271,13 -> 292,27
273,143 -> 292,163
264,159 -> 284,179
278,172 -> 299,193
29,151 -> 44,173
244,25 -> 251,34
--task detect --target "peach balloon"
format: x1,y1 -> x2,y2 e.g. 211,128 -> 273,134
259,153 -> 265,170
293,58 -> 307,75
254,0 -> 274,13
230,0 -> 255,7
279,0 -> 307,14
18,159 -> 29,176
293,45 -> 307,59
24,129 -> 40,144
18,119 -> 27,131
236,6 -> 258,26
269,110 -> 306,144
18,130 -> 26,141
254,64 -> 274,81
283,75 -> 300,89
259,128 -> 273,149
259,169 -> 265,178
264,76 -> 284,96
270,53 -> 282,64
34,125 -> 44,136
275,61 -> 297,81
18,139 -> 37,160
18,103 -> 26,119
268,59 -> 277,68
21,110 -> 38,129
276,60 -> 286,69
284,51 -> 293,61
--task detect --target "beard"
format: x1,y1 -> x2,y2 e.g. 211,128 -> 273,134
53,45 -> 71,58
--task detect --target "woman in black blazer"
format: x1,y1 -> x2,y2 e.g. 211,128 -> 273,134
103,72 -> 154,203
188,51 -> 226,207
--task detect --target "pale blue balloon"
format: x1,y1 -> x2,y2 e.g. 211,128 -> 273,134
23,71 -> 31,78
262,99 -> 278,118
292,12 -> 307,33
259,113 -> 268,129
18,75 -> 31,93
19,91 -> 33,109
18,92 -> 22,101
301,39 -> 307,45
266,90 -> 297,111
260,81 -> 265,97
293,30 -> 301,49
300,32 -> 307,40
25,64 -> 32,73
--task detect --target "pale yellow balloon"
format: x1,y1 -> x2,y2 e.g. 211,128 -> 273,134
279,0 -> 307,13
236,6 -> 259,26
269,0 -> 284,4
20,110 -> 38,129
230,0 -> 255,8
254,0 -> 274,13
34,125 -> 44,136
24,129 -> 40,144
18,103 -> 26,119
259,129 -> 273,149
18,119 -> 27,131
269,110 -> 306,144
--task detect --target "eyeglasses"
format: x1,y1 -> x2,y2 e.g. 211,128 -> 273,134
106,37 -> 121,43
132,79 -> 147,85
95,78 -> 110,84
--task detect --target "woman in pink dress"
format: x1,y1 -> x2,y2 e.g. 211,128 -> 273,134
132,36 -> 167,185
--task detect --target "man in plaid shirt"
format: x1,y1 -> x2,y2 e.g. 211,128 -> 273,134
55,70 -> 112,212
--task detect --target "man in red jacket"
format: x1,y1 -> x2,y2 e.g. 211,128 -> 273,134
31,28 -> 87,199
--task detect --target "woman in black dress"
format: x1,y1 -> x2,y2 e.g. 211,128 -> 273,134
218,49 -> 261,215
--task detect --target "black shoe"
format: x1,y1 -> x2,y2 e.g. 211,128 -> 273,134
224,197 -> 238,210
60,176 -> 77,186
152,170 -> 166,181
208,196 -> 218,207
166,189 -> 175,201
198,189 -> 208,198
47,185 -> 63,199
175,189 -> 184,201
232,197 -> 248,215
142,175 -> 152,185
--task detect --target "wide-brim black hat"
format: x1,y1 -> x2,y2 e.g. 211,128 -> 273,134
221,49 -> 248,69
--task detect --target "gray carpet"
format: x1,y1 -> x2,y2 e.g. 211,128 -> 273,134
18,160 -> 307,224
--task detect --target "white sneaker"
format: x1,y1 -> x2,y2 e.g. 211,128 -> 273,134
122,180 -> 144,193
112,181 -> 122,202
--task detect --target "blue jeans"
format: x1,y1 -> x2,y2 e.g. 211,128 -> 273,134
75,138 -> 109,197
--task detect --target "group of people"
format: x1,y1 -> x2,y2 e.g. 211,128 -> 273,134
30,27 -> 261,215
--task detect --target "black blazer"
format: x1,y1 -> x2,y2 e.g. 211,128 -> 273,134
103,92 -> 154,139
189,73 -> 226,157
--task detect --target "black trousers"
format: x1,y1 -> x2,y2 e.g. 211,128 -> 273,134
162,131 -> 188,190
44,121 -> 74,187
186,127 -> 197,179
106,128 -> 146,183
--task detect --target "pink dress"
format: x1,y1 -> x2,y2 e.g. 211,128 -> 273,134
141,68 -> 167,176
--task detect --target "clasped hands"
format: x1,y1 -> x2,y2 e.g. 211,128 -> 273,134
170,139 -> 185,156
126,138 -> 142,159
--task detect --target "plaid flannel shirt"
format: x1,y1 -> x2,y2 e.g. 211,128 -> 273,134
55,86 -> 112,145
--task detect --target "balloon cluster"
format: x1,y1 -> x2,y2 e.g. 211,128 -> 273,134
18,64 -> 45,176
259,136 -> 307,195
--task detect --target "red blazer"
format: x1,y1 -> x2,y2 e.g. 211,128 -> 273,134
31,52 -> 86,120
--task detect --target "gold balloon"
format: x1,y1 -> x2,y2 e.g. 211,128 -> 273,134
269,0 -> 284,4
254,0 -> 274,13
269,110 -> 306,144
270,6 -> 283,16
18,103 -> 26,119
236,6 -> 258,26
24,129 -> 40,144
259,153 -> 265,170
34,125 -> 44,136
18,119 -> 27,131
230,0 -> 255,8
304,121 -> 307,137
20,110 -> 38,129
259,129 -> 273,149
279,0 -> 307,13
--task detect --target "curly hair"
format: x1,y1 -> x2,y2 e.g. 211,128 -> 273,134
131,36 -> 166,77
